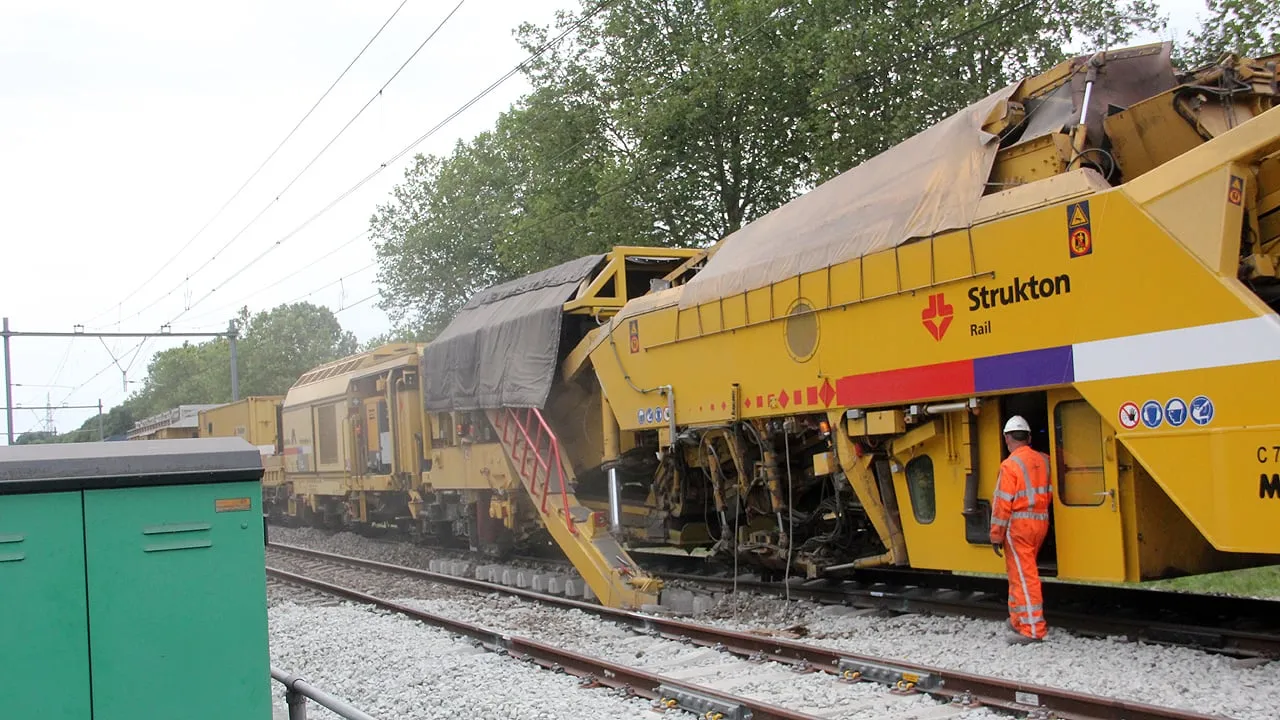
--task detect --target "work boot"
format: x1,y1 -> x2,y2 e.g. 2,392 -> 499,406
1005,627 -> 1041,645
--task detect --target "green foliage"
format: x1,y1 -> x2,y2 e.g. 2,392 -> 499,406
237,303 -> 359,397
1175,0 -> 1279,69
371,0 -> 1166,328
358,326 -> 435,352
13,430 -> 58,445
13,402 -> 134,444
126,302 -> 356,419
800,0 -> 1165,180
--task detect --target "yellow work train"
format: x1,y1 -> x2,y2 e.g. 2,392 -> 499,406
205,44 -> 1280,610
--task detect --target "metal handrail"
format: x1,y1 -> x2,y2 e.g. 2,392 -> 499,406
498,408 -> 575,533
271,666 -> 380,720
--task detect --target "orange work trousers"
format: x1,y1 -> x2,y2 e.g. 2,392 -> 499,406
1004,519 -> 1049,639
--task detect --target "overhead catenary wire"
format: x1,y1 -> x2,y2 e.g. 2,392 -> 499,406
57,339 -> 147,406
109,0 -> 471,329
283,263 -> 376,306
162,0 -> 618,327
179,229 -> 370,325
85,0 -> 415,328
335,291 -> 381,314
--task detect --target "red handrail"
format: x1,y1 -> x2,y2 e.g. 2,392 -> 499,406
497,407 -> 575,534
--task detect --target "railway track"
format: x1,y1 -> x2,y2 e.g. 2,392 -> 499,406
266,542 -> 1226,720
502,543 -> 1280,659
269,523 -> 1280,660
653,568 -> 1280,660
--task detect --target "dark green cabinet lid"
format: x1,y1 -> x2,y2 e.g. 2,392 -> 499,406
0,437 -> 263,494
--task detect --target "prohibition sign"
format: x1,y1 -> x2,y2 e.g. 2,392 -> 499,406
1071,226 -> 1093,256
1118,401 -> 1140,429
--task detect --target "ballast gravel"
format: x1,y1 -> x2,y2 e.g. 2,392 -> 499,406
268,601 -> 658,719
268,574 -> 1006,719
267,525 -> 1280,719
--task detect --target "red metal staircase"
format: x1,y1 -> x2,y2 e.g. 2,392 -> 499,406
489,407 -> 661,609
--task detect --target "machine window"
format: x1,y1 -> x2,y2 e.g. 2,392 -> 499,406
905,455 -> 936,524
316,404 -> 338,466
1054,400 -> 1106,506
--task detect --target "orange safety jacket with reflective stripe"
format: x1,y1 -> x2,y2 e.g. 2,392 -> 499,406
989,444 -> 1052,544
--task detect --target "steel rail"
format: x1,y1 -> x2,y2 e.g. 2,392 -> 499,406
656,571 -> 1280,659
499,543 -> 1280,659
267,566 -> 821,720
266,542 -> 1222,720
276,529 -> 1280,657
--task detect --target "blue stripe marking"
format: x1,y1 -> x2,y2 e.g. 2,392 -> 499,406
974,345 -> 1075,393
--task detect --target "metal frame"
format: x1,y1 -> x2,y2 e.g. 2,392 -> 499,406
1,317 -> 238,445
271,666 -> 380,720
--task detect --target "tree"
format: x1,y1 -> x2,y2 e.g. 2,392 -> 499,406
779,0 -> 1164,181
359,327 -> 432,352
121,302 -> 357,420
13,431 -> 57,445
237,302 -> 358,396
370,144 -> 519,338
1176,0 -> 1278,68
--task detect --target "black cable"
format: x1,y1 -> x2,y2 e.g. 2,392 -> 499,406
86,0 -> 414,327
164,0 -> 617,325
166,0 -> 472,292
115,0 -> 469,328
180,230 -> 368,325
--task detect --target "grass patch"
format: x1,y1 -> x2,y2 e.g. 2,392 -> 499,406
955,565 -> 1280,599
1141,565 -> 1280,599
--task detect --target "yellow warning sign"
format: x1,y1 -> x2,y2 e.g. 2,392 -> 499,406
1228,175 -> 1243,206
1067,200 -> 1092,258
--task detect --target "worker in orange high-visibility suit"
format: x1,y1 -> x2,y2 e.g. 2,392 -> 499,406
989,415 -> 1052,644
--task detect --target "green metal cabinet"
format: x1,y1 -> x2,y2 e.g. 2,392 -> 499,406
0,438 -> 271,720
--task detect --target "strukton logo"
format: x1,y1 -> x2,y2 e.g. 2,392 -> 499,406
921,292 -> 953,341
968,274 -> 1071,310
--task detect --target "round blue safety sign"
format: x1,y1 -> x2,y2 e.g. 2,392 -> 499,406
1164,397 -> 1187,427
1190,395 -> 1214,426
1141,399 -> 1163,428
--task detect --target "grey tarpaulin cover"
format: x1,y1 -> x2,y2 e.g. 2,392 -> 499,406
421,253 -> 606,411
677,42 -> 1176,310
676,82 -> 1019,309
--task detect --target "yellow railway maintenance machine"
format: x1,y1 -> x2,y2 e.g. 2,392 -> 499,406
281,343 -> 426,528
419,247 -> 700,608
199,396 -> 288,520
576,44 -> 1280,587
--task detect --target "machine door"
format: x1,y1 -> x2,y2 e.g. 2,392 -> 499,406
0,491 -> 92,719
84,481 -> 271,720
1048,390 -> 1127,581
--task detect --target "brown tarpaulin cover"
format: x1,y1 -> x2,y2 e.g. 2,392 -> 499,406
676,83 -> 1019,309
421,253 -> 605,411
677,43 -> 1175,310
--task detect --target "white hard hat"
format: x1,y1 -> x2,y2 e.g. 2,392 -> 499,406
1003,415 -> 1031,434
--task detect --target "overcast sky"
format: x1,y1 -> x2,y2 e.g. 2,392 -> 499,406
0,0 -> 1209,441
